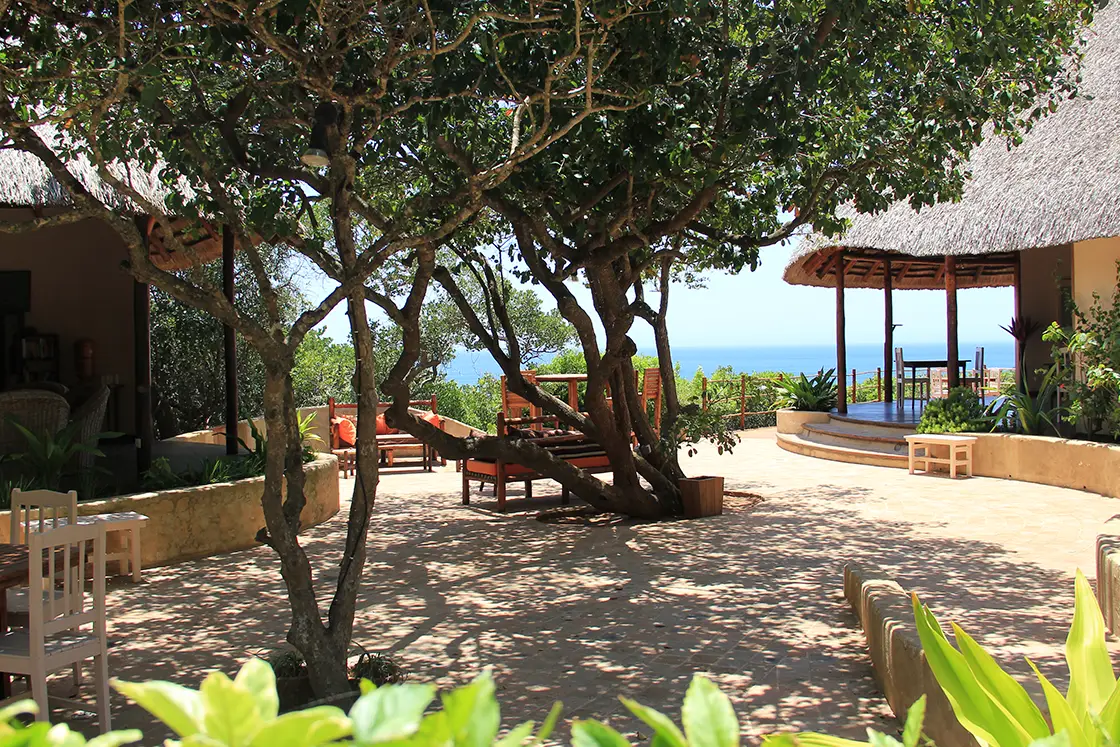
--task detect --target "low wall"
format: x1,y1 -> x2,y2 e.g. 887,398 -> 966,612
1097,536 -> 1120,635
844,564 -> 977,747
1,454 -> 340,568
972,433 -> 1120,498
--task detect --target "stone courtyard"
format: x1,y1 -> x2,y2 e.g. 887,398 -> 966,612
90,429 -> 1120,741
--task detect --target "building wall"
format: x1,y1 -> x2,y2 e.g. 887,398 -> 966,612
0,211 -> 137,431
1019,243 -> 1071,382
1072,236 -> 1120,313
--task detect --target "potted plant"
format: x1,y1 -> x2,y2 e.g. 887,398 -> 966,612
674,405 -> 737,518
774,368 -> 838,433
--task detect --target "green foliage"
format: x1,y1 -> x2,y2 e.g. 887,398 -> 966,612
1000,364 -> 1065,436
764,696 -> 929,747
913,569 -> 1119,747
917,388 -> 996,434
2,417 -> 119,494
1044,266 -> 1120,437
677,404 -> 741,458
774,370 -> 838,413
150,247 -> 305,439
293,330 -> 358,410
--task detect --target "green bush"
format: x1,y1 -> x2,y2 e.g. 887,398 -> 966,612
8,658 -> 916,747
774,369 -> 838,412
916,387 -> 991,434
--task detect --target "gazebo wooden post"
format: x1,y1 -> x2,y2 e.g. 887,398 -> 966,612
945,255 -> 960,389
835,251 -> 848,414
133,279 -> 153,474
883,259 -> 894,403
1013,252 -> 1024,383
222,225 -> 239,456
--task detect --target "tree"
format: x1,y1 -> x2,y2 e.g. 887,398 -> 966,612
374,0 -> 1097,517
152,246 -> 305,438
0,0 -> 684,696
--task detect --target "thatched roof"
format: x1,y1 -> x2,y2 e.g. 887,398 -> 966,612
785,1 -> 1120,290
0,144 -> 225,270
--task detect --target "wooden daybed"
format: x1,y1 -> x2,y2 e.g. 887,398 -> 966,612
461,412 -> 612,512
329,396 -> 444,475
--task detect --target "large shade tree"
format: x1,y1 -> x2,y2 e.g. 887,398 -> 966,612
0,0 -> 680,695
373,0 -> 1098,517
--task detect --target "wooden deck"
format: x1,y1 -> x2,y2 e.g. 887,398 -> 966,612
832,400 -> 926,427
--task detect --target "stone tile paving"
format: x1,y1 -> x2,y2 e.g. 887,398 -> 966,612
70,428 -> 1120,741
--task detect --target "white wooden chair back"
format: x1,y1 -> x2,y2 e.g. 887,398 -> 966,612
27,524 -> 104,641
10,489 -> 77,545
930,368 -> 948,398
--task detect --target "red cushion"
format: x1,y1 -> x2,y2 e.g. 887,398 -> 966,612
422,411 -> 443,429
376,413 -> 398,435
334,416 -> 357,447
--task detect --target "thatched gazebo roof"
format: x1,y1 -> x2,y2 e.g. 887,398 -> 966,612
0,147 -> 225,270
785,1 -> 1120,290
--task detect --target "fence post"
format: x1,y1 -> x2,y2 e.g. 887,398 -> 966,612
702,377 -> 708,412
851,369 -> 857,403
876,368 -> 882,402
740,374 -> 746,429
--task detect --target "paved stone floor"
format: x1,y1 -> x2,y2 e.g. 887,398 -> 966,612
65,429 -> 1120,741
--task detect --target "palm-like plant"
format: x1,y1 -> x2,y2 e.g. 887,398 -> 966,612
775,368 -> 838,412
5,417 -> 116,492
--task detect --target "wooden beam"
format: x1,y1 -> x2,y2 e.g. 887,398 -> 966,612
1013,251 -> 1023,384
836,251 -> 848,414
133,279 -> 153,475
884,259 -> 894,404
945,255 -> 960,389
223,225 -> 239,457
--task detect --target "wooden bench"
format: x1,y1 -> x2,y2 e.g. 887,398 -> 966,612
328,396 -> 443,474
461,413 -> 612,512
904,434 -> 977,479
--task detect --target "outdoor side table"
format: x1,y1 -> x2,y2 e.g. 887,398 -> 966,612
904,434 -> 977,479
24,513 -> 148,582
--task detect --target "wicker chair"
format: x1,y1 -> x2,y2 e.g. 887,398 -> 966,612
68,385 -> 110,474
0,390 -> 70,454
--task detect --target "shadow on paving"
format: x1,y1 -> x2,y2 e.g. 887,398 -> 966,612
86,465 -> 1098,744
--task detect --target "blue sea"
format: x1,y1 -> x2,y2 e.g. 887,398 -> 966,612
445,340 -> 1015,384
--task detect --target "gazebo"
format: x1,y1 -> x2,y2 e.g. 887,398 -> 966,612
784,1 -> 1120,414
0,147 -> 241,473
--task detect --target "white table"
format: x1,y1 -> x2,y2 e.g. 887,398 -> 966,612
25,512 -> 148,582
904,434 -> 977,479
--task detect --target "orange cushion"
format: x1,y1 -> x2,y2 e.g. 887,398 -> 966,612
423,411 -> 443,429
376,413 -> 398,435
334,416 -> 357,447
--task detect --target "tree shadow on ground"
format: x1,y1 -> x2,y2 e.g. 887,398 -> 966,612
85,449 -> 1116,745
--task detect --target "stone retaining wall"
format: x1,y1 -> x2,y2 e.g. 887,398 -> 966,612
971,433 -> 1120,499
1,454 -> 340,568
844,563 -> 977,747
1097,535 -> 1120,635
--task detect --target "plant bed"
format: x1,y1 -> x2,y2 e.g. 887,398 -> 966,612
264,647 -> 409,713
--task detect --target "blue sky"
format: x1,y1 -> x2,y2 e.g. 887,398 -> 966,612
305,241 -> 1014,349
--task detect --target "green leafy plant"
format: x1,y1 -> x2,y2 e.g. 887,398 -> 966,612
677,403 -> 741,458
775,369 -> 838,413
140,458 -> 188,492
349,652 -> 408,687
764,696 -> 929,747
914,569 -> 1118,747
4,417 -> 120,492
1000,363 -> 1066,436
917,387 -> 999,434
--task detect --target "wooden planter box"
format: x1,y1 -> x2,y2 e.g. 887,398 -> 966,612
680,476 -> 724,518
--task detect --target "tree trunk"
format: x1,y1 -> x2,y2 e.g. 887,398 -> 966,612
260,365 -> 351,697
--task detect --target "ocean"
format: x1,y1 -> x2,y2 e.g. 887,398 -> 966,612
445,340 -> 1016,383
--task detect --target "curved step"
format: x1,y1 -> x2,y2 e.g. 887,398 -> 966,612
776,432 -> 908,469
801,422 -> 911,455
830,413 -> 920,431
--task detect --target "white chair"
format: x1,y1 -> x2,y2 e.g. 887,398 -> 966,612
0,523 -> 110,730
10,489 -> 77,545
930,368 -> 949,399
8,490 -> 80,625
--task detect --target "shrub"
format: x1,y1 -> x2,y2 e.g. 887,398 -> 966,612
774,369 -> 838,412
916,387 -> 991,433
